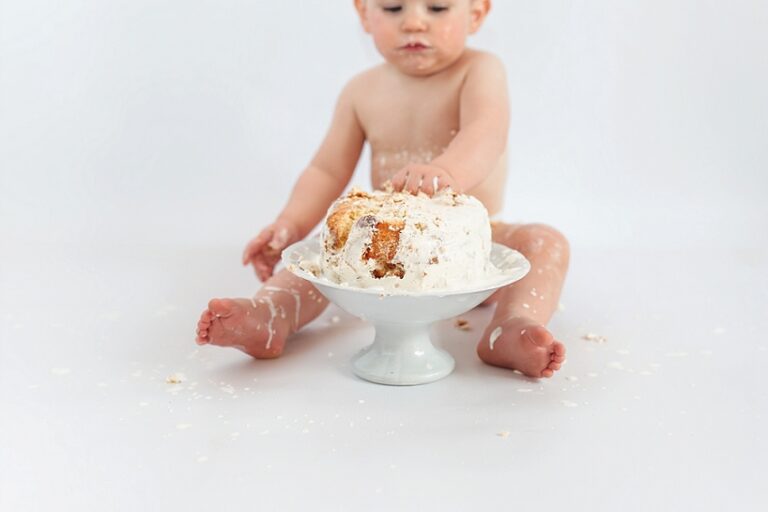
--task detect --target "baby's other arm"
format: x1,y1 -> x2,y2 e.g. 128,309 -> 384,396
432,52 -> 509,192
243,80 -> 365,280
276,80 -> 365,238
392,52 -> 509,195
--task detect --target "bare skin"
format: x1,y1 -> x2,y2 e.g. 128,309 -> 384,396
196,0 -> 569,378
476,223 -> 568,377
196,271 -> 328,358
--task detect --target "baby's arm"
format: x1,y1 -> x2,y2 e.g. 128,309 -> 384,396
243,81 -> 365,280
276,83 -> 365,238
434,53 -> 509,191
393,52 -> 510,194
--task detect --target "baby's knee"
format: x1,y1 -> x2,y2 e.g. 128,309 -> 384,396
516,224 -> 570,260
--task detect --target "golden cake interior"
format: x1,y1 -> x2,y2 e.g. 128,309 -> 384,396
325,190 -> 406,279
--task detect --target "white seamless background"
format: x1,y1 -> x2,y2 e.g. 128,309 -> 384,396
1,0 -> 766,250
2,3 -> 768,511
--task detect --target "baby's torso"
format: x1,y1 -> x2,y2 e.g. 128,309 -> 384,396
352,56 -> 507,216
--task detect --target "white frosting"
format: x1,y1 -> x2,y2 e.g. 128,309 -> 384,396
489,326 -> 503,350
317,189 -> 501,293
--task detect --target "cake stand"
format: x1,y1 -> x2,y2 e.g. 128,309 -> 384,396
282,238 -> 530,385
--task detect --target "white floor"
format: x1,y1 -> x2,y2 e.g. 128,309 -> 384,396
2,2 -> 767,508
2,236 -> 766,511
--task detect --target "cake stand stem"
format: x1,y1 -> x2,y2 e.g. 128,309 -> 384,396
351,321 -> 455,386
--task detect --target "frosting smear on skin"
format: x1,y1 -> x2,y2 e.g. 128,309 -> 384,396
312,187 -> 500,293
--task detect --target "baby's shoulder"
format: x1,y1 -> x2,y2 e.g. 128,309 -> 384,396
345,64 -> 390,90
462,49 -> 507,75
338,64 -> 391,102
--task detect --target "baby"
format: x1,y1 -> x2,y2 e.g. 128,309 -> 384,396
195,0 -> 569,378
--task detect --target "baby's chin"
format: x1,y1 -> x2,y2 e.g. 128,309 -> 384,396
386,53 -> 460,77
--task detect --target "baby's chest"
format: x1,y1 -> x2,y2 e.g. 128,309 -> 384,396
357,90 -> 460,149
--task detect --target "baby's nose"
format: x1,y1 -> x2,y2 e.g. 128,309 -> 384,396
401,11 -> 428,32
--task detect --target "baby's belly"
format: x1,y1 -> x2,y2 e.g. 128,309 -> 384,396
370,148 -> 507,217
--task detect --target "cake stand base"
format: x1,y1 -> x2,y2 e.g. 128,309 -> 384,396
351,322 -> 454,385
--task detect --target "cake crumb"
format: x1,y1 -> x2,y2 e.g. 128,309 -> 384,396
497,431 -> 510,438
582,333 -> 606,343
165,373 -> 186,384
454,318 -> 470,330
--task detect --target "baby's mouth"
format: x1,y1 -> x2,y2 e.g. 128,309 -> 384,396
400,42 -> 431,52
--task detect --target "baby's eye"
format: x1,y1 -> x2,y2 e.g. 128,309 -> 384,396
382,5 -> 402,13
428,5 -> 449,13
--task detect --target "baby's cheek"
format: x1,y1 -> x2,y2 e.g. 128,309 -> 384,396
369,18 -> 399,47
437,20 -> 466,53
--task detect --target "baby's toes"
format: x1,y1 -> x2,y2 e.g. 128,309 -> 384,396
552,342 -> 566,363
197,317 -> 211,333
196,313 -> 215,344
541,345 -> 565,377
197,327 -> 208,340
198,310 -> 214,327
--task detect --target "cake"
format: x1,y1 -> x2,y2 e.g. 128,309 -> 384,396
315,188 -> 499,292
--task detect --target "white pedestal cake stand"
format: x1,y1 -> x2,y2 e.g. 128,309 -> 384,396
282,238 -> 530,385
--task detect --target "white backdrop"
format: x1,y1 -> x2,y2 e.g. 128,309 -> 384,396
2,0 -> 766,250
2,3 -> 768,511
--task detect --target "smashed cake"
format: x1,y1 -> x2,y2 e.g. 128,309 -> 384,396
316,188 -> 498,292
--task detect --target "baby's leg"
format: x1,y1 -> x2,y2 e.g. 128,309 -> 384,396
195,269 -> 329,358
477,223 -> 569,378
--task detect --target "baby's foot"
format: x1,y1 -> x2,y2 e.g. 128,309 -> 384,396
476,317 -> 566,378
195,298 -> 292,359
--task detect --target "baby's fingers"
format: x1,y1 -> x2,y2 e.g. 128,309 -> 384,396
420,174 -> 440,196
391,170 -> 408,192
405,172 -> 424,195
242,229 -> 273,265
251,254 -> 274,282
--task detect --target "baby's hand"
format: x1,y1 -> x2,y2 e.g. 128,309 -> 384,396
391,163 -> 459,196
242,219 -> 300,282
